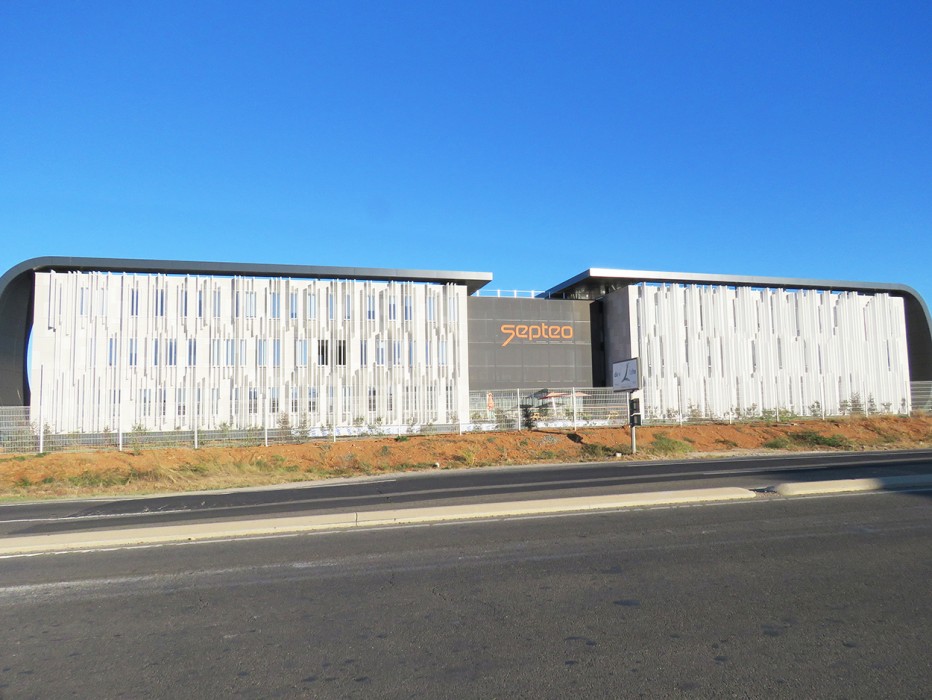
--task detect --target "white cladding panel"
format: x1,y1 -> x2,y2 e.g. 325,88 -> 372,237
630,283 -> 911,419
31,271 -> 470,432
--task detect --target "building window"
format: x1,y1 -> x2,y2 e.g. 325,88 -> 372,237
167,340 -> 177,366
439,340 -> 447,366
376,340 -> 385,366
211,339 -> 221,366
270,387 -> 279,414
198,290 -> 204,318
318,340 -> 329,365
272,339 -> 281,368
225,339 -> 235,366
129,289 -> 139,317
187,339 -> 196,366
336,340 -> 346,366
108,338 -> 117,367
308,387 -> 318,413
182,291 -> 188,317
245,291 -> 257,318
392,340 -> 402,366
427,297 -> 435,322
368,387 -> 377,412
360,339 -> 368,365
425,341 -> 432,366
404,295 -> 413,321
307,292 -> 317,319
128,339 -> 138,367
296,339 -> 308,367
270,292 -> 280,319
367,295 -> 376,320
388,297 -> 397,320
176,388 -> 186,416
291,388 -> 299,414
153,339 -> 159,366
79,288 -> 88,316
155,290 -> 166,317
328,292 -> 334,320
248,388 -> 259,415
345,293 -> 352,320
213,289 -> 221,318
257,339 -> 267,366
290,292 -> 298,320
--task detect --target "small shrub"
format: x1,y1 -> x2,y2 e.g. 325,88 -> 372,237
763,437 -> 791,449
649,432 -> 692,456
715,439 -> 738,449
581,443 -> 613,459
790,431 -> 851,449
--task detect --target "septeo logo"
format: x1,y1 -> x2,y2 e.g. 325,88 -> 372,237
500,322 -> 574,347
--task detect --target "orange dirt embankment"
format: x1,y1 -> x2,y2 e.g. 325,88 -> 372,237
1,416 -> 930,501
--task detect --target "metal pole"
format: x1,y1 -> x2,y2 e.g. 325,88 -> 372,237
516,389 -> 521,431
264,386 -> 269,448
38,365 -> 44,454
572,387 -> 578,430
193,378 -> 199,450
631,424 -> 637,454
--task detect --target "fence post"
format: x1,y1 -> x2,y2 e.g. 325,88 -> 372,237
118,428 -> 123,452
264,388 -> 269,448
193,381 -> 199,450
516,389 -> 521,431
37,366 -> 44,454
572,387 -> 578,430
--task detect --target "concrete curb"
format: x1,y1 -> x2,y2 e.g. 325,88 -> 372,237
0,487 -> 755,555
774,474 -> 932,497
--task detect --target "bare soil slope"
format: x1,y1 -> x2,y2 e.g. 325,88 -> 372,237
2,416 -> 930,500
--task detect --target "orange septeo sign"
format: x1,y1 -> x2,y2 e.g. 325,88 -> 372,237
500,322 -> 573,347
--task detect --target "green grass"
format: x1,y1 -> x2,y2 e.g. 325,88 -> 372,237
789,430 -> 852,449
648,432 -> 693,456
763,431 -> 852,450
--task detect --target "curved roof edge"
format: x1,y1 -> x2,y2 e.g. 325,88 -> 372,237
0,256 -> 494,295
541,267 -> 926,300
542,267 -> 932,382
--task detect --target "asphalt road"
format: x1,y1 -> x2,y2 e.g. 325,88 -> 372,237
2,449 -> 931,538
2,489 -> 930,698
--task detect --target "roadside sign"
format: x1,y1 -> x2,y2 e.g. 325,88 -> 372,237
612,358 -> 639,391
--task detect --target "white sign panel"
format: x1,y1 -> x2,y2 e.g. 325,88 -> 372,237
612,358 -> 639,391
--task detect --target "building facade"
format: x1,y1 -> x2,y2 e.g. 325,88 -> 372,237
1,257 -> 929,434
30,271 -> 470,433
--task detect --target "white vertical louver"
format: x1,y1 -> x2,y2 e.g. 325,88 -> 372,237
30,272 -> 469,433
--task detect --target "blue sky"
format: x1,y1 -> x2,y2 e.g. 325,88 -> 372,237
2,1 -> 929,303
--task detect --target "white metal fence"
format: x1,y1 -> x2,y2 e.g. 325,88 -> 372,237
2,382 -> 929,455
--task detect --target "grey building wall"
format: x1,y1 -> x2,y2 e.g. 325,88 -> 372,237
467,297 -> 599,390
602,286 -> 635,383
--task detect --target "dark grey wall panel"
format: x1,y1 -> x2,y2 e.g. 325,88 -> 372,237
467,297 -> 597,390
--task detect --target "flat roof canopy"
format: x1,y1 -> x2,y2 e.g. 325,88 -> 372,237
6,256 -> 494,294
